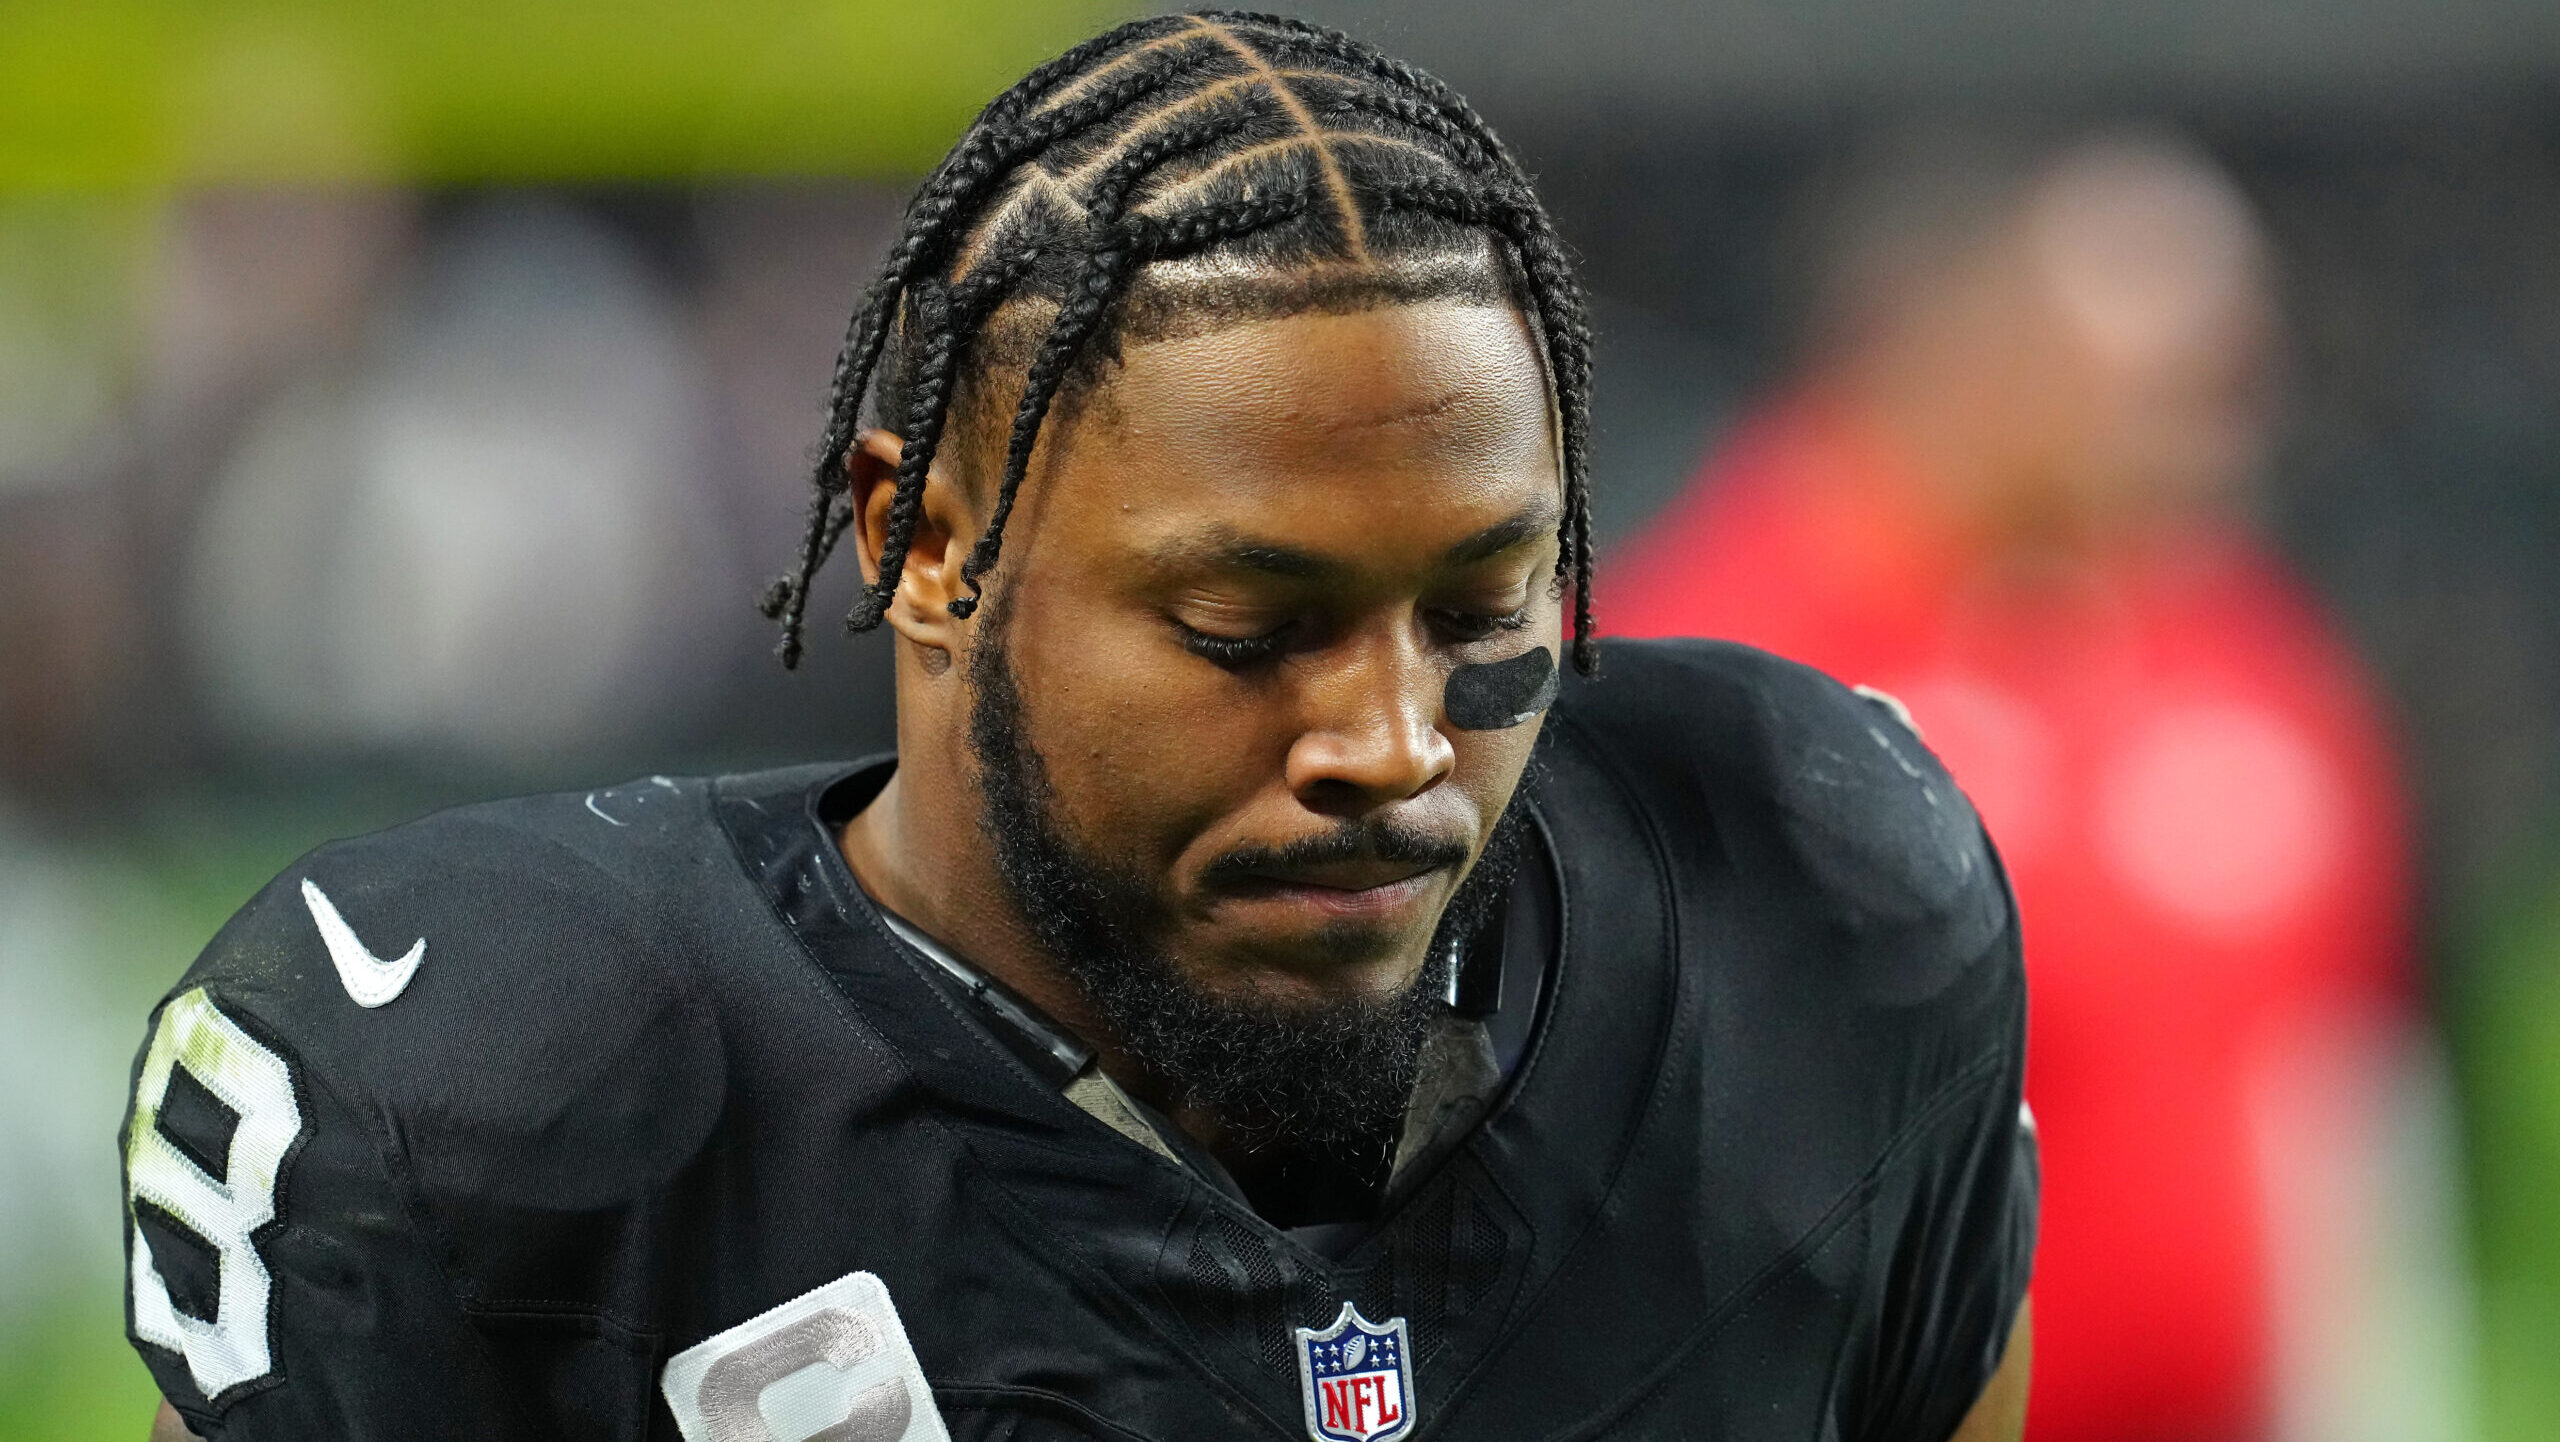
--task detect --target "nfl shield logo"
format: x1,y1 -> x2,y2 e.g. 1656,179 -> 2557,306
1294,1303 -> 1415,1442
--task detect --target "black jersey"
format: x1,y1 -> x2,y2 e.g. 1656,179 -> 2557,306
122,640 -> 2035,1442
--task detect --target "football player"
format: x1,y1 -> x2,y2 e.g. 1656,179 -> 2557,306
127,14 -> 2035,1441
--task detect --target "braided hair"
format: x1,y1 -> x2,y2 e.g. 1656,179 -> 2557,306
759,11 -> 1598,674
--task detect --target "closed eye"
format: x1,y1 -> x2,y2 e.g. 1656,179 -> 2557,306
1176,619 -> 1292,669
1175,604 -> 1531,669
1431,605 -> 1533,645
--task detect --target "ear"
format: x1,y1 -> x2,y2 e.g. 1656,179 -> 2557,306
848,430 -> 975,663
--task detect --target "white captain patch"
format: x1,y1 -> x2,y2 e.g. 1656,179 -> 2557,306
661,1271 -> 949,1442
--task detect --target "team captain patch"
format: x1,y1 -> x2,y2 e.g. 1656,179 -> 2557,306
1295,1303 -> 1415,1442
660,1270 -> 948,1442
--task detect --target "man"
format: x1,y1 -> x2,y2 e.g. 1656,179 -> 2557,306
1604,133 -> 2411,1441
126,16 -> 2034,1441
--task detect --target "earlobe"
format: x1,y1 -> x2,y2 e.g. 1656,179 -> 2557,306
849,429 -> 974,662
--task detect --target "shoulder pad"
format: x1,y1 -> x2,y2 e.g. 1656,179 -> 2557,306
1557,639 -> 2011,998
172,782 -> 729,1210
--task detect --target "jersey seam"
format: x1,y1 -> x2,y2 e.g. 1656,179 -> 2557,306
1542,1036 -> 2018,1442
707,770 -> 926,1080
930,1382 -> 1162,1442
1434,713 -> 1691,1405
1325,797 -> 1564,1288
1621,1187 -> 1877,1440
1453,794 -> 1573,1138
829,852 -> 1132,1130
941,1142 -> 1310,1440
453,1297 -> 662,1348
781,773 -> 1220,1190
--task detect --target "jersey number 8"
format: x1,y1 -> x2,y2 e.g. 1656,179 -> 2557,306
126,988 -> 305,1402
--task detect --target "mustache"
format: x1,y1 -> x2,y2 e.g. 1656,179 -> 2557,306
1200,817 -> 1475,888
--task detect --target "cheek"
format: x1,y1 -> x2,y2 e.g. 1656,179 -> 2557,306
1002,607 -> 1285,860
1448,720 -> 1541,828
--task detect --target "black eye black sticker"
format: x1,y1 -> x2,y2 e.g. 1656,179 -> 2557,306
1445,646 -> 1558,731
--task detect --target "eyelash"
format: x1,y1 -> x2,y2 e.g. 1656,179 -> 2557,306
1178,626 -> 1290,668
1175,606 -> 1532,669
1437,606 -> 1534,644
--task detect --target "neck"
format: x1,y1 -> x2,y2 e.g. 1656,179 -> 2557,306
840,763 -> 1120,1058
836,697 -> 1227,1147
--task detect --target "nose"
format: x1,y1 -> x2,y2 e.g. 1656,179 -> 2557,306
1284,630 -> 1456,815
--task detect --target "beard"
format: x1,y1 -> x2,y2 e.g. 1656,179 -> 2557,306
965,606 -> 1533,1184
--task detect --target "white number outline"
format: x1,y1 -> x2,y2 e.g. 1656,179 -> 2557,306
127,986 -> 306,1402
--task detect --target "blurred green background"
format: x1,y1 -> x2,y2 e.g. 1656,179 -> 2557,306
0,0 -> 1132,186
2452,863 -> 2560,1442
5,2 -> 2560,1441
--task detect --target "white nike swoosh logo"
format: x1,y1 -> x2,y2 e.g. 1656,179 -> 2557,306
301,878 -> 425,1008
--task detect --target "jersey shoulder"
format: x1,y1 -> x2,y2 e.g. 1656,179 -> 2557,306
1552,637 -> 2011,994
157,775 -> 747,1207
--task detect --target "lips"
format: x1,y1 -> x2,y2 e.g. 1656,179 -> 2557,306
1211,858 -> 1450,926
1241,857 -> 1442,893
1199,820 -> 1471,926
1223,869 -> 1442,922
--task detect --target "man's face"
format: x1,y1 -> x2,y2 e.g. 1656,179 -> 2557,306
964,298 -> 1562,1020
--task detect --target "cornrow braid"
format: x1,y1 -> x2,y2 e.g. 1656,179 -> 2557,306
788,27 -> 1226,574
766,10 -> 1601,677
951,236 -> 1142,619
985,14 -> 1200,123
1230,14 -> 1533,179
854,280 -> 963,630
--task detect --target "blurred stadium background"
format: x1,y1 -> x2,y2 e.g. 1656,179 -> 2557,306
4,2 -> 2559,1438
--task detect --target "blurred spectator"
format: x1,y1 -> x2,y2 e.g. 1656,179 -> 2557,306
1603,131 -> 2457,1441
182,197 -> 732,769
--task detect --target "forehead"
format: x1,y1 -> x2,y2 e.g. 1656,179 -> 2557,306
1067,300 -> 1557,521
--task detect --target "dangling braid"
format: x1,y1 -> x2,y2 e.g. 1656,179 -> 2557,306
764,10 -> 1601,674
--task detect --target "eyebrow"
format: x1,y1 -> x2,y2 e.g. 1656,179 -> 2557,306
1442,503 -> 1559,565
1157,500 -> 1562,581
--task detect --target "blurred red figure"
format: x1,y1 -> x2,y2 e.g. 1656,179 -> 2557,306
1606,135 -> 2411,1441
